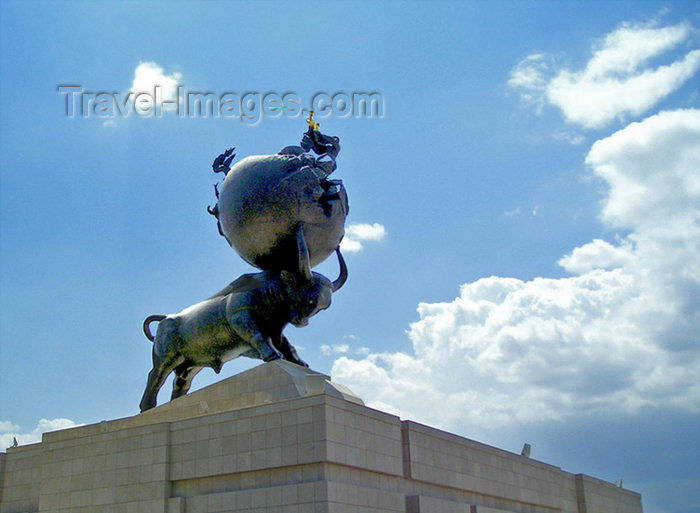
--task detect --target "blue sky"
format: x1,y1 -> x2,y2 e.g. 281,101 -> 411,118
1,2 -> 699,512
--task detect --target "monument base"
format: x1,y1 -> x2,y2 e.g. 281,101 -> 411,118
0,361 -> 642,513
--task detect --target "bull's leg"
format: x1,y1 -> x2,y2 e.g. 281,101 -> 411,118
228,311 -> 281,362
139,370 -> 160,412
274,334 -> 309,367
252,333 -> 282,362
140,320 -> 183,412
171,364 -> 202,400
139,351 -> 171,412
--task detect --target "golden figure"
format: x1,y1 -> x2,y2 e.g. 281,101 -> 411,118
306,110 -> 319,131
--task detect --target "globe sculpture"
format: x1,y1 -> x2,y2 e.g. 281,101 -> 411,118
211,115 -> 348,270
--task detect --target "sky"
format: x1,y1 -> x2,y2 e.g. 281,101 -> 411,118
0,2 -> 699,512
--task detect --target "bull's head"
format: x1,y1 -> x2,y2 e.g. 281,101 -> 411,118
283,244 -> 348,327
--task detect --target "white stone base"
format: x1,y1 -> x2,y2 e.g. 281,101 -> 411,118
0,361 -> 642,513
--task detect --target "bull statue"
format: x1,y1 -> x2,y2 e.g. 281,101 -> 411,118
139,230 -> 347,412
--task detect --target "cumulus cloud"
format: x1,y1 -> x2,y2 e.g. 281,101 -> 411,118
130,61 -> 182,113
1,418 -> 80,449
332,109 -> 700,434
510,22 -> 700,128
340,222 -> 386,253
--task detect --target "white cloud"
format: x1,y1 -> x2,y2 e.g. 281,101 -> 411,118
508,53 -> 552,112
510,22 -> 700,129
332,109 -> 700,435
558,238 -> 634,274
588,109 -> 700,229
0,421 -> 19,433
1,418 -> 80,450
553,130 -> 585,145
321,344 -> 350,356
341,222 -> 386,253
130,61 -> 182,113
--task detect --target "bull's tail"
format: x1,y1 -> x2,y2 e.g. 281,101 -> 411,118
143,314 -> 166,342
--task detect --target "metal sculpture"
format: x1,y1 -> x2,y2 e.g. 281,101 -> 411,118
140,115 -> 348,411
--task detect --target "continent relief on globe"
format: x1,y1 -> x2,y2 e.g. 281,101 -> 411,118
217,151 -> 348,271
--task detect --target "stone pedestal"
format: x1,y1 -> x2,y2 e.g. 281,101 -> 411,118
0,361 -> 642,513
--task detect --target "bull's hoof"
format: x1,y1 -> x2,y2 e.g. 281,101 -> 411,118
139,400 -> 155,412
262,352 -> 282,362
284,351 -> 309,368
293,358 -> 310,368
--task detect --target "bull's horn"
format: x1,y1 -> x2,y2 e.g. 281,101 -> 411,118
296,224 -> 313,280
331,247 -> 348,292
